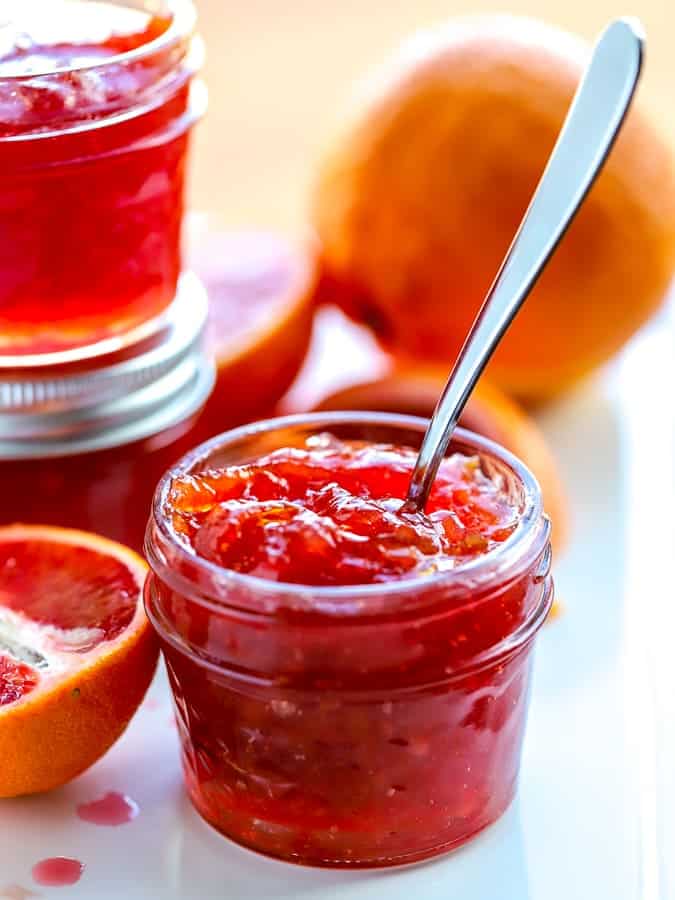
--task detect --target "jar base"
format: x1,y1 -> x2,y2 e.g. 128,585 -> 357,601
185,781 -> 517,869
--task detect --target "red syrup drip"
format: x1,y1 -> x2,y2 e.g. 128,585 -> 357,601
31,858 -> 83,887
76,791 -> 139,826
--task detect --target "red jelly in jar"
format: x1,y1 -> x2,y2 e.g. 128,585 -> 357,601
0,275 -> 213,552
0,0 -> 204,354
145,413 -> 553,867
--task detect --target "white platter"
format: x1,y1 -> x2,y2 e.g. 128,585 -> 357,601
0,309 -> 672,900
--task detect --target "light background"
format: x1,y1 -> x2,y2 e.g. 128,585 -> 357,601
190,0 -> 674,231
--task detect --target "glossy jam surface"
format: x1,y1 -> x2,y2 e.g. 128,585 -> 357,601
0,1 -> 197,354
148,428 -> 552,867
167,435 -> 519,585
0,3 -> 171,131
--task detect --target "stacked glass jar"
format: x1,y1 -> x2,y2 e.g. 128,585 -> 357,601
0,0 -> 210,550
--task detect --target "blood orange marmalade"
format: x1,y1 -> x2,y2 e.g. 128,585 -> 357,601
145,419 -> 553,867
0,0 -> 202,354
168,436 -> 518,584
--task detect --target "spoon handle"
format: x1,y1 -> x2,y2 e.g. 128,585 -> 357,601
405,18 -> 644,511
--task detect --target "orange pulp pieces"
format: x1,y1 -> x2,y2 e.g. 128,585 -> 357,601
315,370 -> 568,551
167,433 -> 519,586
186,227 -> 317,433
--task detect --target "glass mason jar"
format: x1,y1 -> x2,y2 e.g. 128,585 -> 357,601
0,0 -> 205,355
145,412 -> 554,868
0,274 -> 214,553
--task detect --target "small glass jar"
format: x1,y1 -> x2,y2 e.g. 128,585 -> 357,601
0,274 -> 214,553
145,412 -> 553,868
0,0 -> 205,355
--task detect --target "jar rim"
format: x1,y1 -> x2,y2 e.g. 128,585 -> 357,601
147,411 -> 550,609
0,0 -> 197,82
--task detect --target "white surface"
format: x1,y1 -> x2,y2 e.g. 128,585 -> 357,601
0,318 -> 672,900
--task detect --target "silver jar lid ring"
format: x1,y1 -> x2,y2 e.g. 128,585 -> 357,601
0,273 -> 214,457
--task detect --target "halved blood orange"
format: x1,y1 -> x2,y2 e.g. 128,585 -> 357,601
0,525 -> 157,797
187,222 -> 317,431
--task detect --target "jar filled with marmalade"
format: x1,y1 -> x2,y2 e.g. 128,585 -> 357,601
0,0 -> 205,355
145,412 -> 553,866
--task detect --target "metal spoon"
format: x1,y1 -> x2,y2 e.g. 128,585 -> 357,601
404,18 -> 644,513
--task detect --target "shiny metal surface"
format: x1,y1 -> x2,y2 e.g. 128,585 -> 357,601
405,18 -> 644,512
0,273 -> 214,458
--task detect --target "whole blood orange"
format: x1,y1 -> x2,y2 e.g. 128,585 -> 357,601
188,224 -> 317,432
0,525 -> 157,797
313,16 -> 675,400
317,370 -> 568,549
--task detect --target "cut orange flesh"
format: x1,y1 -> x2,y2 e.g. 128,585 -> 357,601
0,525 -> 157,797
187,223 -> 318,431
